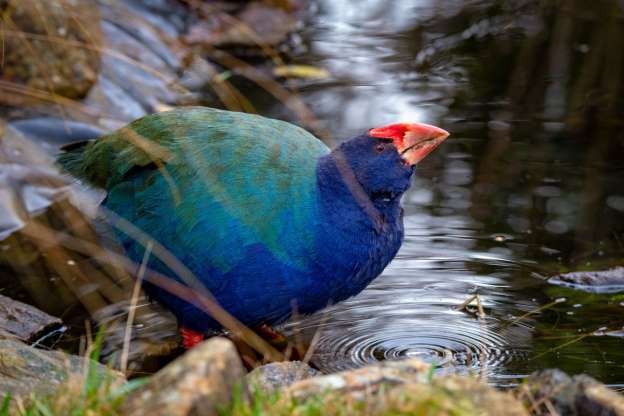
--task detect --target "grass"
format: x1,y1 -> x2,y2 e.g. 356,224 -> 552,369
0,379 -> 485,416
0,367 -> 487,416
221,379 -> 494,416
0,330 -> 146,416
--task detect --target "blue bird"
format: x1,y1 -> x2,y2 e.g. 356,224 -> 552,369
58,107 -> 449,348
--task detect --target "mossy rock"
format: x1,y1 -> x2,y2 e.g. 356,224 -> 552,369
0,0 -> 102,101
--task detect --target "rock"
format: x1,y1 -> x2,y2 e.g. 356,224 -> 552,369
0,338 -> 121,399
185,2 -> 297,48
121,337 -> 246,416
282,359 -> 527,415
524,369 -> 624,415
97,1 -> 181,71
9,117 -> 105,150
116,0 -> 188,36
0,122 -> 71,240
284,359 -> 431,400
0,293 -> 62,343
84,75 -> 148,126
80,0 -> 220,125
549,267 -> 624,293
246,361 -> 320,393
0,0 -> 102,100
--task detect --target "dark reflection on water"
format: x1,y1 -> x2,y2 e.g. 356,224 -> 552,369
273,0 -> 624,386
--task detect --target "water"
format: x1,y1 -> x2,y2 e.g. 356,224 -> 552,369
267,0 -> 624,386
1,0 -> 623,387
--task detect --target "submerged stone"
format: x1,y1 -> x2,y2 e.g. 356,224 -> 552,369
549,267 -> 624,293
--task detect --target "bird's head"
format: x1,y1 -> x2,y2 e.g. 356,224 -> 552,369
334,122 -> 450,205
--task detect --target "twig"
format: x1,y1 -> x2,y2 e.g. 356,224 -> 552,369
506,298 -> 566,328
302,303 -> 332,364
120,241 -> 153,374
457,293 -> 486,319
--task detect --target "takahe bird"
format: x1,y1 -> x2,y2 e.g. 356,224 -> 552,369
58,107 -> 449,348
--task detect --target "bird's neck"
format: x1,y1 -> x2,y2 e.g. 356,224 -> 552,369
316,152 -> 402,231
315,151 -> 405,247
313,152 -> 405,302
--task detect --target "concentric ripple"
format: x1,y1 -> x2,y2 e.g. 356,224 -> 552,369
303,318 -> 528,377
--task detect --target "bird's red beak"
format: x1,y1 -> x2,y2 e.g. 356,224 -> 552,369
369,122 -> 450,165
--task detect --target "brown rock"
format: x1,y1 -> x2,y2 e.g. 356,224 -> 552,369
185,2 -> 297,48
0,293 -> 62,342
0,0 -> 102,101
524,369 -> 624,415
121,337 -> 246,416
246,361 -> 320,394
284,358 -> 432,400
283,359 -> 527,416
0,339 -> 121,399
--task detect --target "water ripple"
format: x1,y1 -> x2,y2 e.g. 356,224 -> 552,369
307,319 -> 528,376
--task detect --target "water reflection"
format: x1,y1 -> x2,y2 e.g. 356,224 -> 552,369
279,0 -> 624,386
1,0 -> 622,385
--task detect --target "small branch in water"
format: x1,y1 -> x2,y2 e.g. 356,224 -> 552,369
506,298 -> 566,328
530,333 -> 592,361
457,293 -> 486,319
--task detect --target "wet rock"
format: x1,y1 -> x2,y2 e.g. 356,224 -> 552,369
246,361 -> 320,393
98,47 -> 177,113
9,117 -> 105,150
524,369 -> 624,415
80,0 -> 219,124
549,267 -> 624,293
283,359 -> 527,415
0,338 -> 121,399
122,337 -> 245,416
100,20 -> 171,75
0,293 -> 62,342
119,0 -> 188,36
98,1 -> 181,71
0,0 -> 102,100
0,122 -> 71,240
178,55 -> 220,93
84,76 -> 148,126
185,2 -> 297,48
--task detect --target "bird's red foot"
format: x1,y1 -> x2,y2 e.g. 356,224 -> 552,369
180,327 -> 205,349
255,323 -> 288,349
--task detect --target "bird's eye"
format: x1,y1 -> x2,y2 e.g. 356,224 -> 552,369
375,143 -> 385,153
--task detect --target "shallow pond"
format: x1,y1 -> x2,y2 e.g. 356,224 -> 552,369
1,0 -> 623,389
264,0 -> 624,387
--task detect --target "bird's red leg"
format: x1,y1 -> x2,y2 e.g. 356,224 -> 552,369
256,323 -> 288,349
180,327 -> 204,349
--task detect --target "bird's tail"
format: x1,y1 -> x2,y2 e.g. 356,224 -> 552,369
57,140 -> 93,182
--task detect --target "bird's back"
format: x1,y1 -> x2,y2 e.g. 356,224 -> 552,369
59,108 -> 331,329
